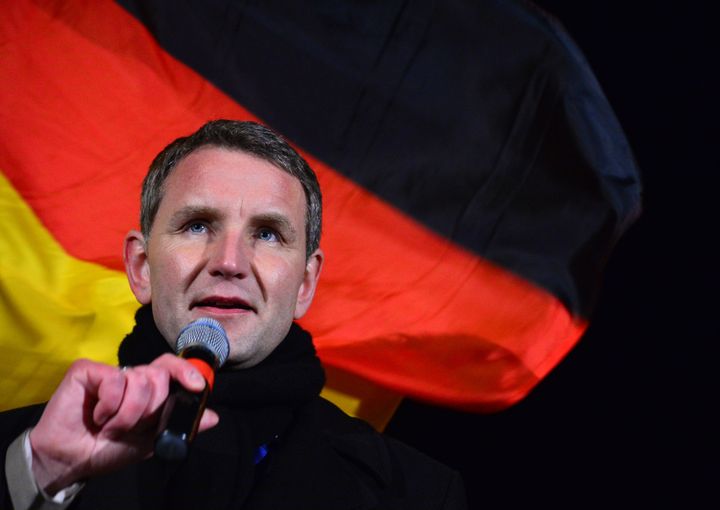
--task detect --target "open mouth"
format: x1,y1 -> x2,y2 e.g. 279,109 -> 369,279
192,297 -> 255,312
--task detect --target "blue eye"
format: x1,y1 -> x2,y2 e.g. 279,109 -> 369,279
187,222 -> 207,234
257,228 -> 278,242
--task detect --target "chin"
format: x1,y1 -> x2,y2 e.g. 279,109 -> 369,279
224,354 -> 262,370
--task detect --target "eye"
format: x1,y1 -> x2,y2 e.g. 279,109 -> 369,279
186,222 -> 208,234
257,227 -> 279,243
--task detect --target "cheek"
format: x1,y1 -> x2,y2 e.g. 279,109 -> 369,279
149,248 -> 199,293
257,254 -> 306,303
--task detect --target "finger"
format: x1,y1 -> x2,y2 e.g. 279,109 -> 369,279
198,408 -> 219,433
92,367 -> 127,426
32,360 -> 125,474
60,359 -> 126,427
150,353 -> 206,392
137,366 -> 171,417
101,368 -> 154,435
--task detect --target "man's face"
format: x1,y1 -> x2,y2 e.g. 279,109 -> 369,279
124,146 -> 322,368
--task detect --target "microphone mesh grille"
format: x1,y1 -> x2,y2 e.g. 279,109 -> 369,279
175,318 -> 230,367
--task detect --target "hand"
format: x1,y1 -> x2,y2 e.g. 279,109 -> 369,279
28,355 -> 219,495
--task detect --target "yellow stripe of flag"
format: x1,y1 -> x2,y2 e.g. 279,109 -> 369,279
0,171 -> 138,410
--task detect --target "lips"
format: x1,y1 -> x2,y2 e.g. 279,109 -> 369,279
191,296 -> 255,312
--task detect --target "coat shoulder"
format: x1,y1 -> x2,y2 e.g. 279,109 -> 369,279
295,398 -> 468,509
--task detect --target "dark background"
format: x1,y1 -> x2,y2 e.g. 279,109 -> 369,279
385,2 -> 718,507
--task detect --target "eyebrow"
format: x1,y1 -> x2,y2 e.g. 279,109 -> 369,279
169,205 -> 220,225
252,212 -> 299,242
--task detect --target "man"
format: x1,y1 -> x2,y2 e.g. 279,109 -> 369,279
1,120 -> 466,509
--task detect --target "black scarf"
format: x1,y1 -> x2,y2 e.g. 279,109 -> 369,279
92,305 -> 326,509
118,305 -> 325,408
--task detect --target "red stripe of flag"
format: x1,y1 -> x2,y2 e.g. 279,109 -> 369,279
1,0 -> 585,411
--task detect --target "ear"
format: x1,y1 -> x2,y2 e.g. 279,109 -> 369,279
294,248 -> 324,319
124,230 -> 152,304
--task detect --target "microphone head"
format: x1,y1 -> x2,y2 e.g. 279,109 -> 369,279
175,318 -> 230,367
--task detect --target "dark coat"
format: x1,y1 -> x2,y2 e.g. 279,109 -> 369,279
1,397 -> 466,509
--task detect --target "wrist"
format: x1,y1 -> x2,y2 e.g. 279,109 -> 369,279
28,427 -> 83,495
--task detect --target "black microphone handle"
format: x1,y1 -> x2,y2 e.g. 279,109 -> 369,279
154,346 -> 216,461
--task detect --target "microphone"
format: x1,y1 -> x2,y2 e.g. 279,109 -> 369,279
155,318 -> 230,461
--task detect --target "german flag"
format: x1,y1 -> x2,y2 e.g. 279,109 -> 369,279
0,0 -> 640,427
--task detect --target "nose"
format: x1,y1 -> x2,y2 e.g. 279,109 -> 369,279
206,230 -> 250,278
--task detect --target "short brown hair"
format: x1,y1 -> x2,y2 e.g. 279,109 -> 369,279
140,120 -> 322,257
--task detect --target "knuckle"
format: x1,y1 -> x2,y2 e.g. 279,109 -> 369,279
145,362 -> 172,384
124,374 -> 150,402
150,367 -> 170,387
134,372 -> 154,396
68,358 -> 93,372
155,353 -> 177,364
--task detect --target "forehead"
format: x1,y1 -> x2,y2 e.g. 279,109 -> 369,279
158,146 -> 306,217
